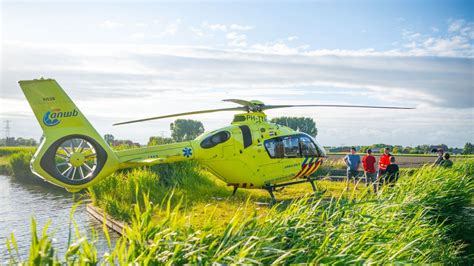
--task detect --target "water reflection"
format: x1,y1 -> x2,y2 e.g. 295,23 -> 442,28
0,175 -> 120,263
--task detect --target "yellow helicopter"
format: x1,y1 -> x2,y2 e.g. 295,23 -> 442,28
19,79 -> 412,202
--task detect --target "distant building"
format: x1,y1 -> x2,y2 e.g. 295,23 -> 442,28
328,146 -> 360,153
429,144 -> 449,153
451,148 -> 463,155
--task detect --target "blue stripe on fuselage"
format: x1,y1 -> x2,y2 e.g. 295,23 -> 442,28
301,157 -> 309,167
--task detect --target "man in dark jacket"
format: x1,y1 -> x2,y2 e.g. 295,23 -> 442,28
433,148 -> 444,166
384,156 -> 399,186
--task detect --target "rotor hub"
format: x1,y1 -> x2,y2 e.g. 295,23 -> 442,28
69,152 -> 85,167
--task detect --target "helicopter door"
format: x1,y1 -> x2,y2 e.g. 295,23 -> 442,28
239,125 -> 253,148
260,137 -> 284,182
263,135 -> 322,180
285,135 -> 323,178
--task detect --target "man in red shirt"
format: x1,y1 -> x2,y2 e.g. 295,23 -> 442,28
378,147 -> 391,184
362,148 -> 377,192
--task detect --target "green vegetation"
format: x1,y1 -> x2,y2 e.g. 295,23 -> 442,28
0,147 -> 36,176
170,119 -> 205,142
0,146 -> 36,156
147,136 -> 174,146
270,116 -> 317,136
7,160 -> 474,264
464,142 -> 474,154
88,162 -> 270,225
102,134 -> 141,148
9,152 -> 36,180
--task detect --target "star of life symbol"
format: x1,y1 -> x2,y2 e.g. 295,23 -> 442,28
183,147 -> 192,158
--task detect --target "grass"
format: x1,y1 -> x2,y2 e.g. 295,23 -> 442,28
0,146 -> 36,156
87,161 -> 370,227
0,147 -> 36,176
6,159 -> 474,264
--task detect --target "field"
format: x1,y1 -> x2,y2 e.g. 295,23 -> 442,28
327,153 -> 467,168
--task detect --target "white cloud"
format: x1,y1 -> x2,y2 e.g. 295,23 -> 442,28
153,19 -> 181,38
130,32 -> 145,39
229,24 -> 253,31
204,23 -> 227,31
397,20 -> 474,58
99,20 -> 124,29
448,19 -> 464,32
251,42 -> 298,55
203,22 -> 253,32
226,32 -> 247,47
135,22 -> 148,27
287,36 -> 298,41
448,19 -> 474,38
190,27 -> 207,37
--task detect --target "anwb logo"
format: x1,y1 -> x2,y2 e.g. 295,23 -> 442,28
43,109 -> 78,127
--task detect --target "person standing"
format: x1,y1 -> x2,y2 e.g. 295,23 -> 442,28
384,156 -> 400,186
433,148 -> 444,166
344,147 -> 361,190
377,147 -> 391,181
440,153 -> 453,168
362,149 -> 377,192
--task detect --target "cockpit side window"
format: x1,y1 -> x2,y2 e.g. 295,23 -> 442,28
200,131 -> 231,149
282,136 -> 299,158
299,136 -> 320,157
264,138 -> 282,158
264,134 -> 321,158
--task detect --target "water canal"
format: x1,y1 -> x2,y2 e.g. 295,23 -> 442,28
0,175 -> 120,263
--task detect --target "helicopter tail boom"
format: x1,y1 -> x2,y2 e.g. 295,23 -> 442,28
19,79 -> 120,191
115,141 -> 195,168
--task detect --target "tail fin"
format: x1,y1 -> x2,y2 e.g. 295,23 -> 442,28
19,79 -> 119,191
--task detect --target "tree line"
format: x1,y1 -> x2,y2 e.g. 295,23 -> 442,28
0,137 -> 38,147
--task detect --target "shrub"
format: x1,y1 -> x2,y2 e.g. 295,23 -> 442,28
0,146 -> 36,156
9,152 -> 36,180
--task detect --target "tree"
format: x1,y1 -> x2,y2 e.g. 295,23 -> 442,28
170,119 -> 205,142
103,134 -> 115,146
392,146 -> 400,154
270,117 -> 317,136
148,136 -> 174,146
0,137 -> 37,146
403,146 -> 413,154
463,142 -> 474,154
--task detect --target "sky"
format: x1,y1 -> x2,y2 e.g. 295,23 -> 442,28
1,0 -> 473,147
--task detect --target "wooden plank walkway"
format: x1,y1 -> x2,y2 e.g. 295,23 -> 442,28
86,204 -> 125,236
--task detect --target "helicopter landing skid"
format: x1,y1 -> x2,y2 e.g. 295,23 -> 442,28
264,176 -> 319,205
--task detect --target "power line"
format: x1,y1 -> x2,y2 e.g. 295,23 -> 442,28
3,120 -> 11,146
3,120 -> 11,138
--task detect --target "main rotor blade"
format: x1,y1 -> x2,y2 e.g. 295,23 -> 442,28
222,99 -> 256,107
262,104 -> 415,110
113,107 -> 247,126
